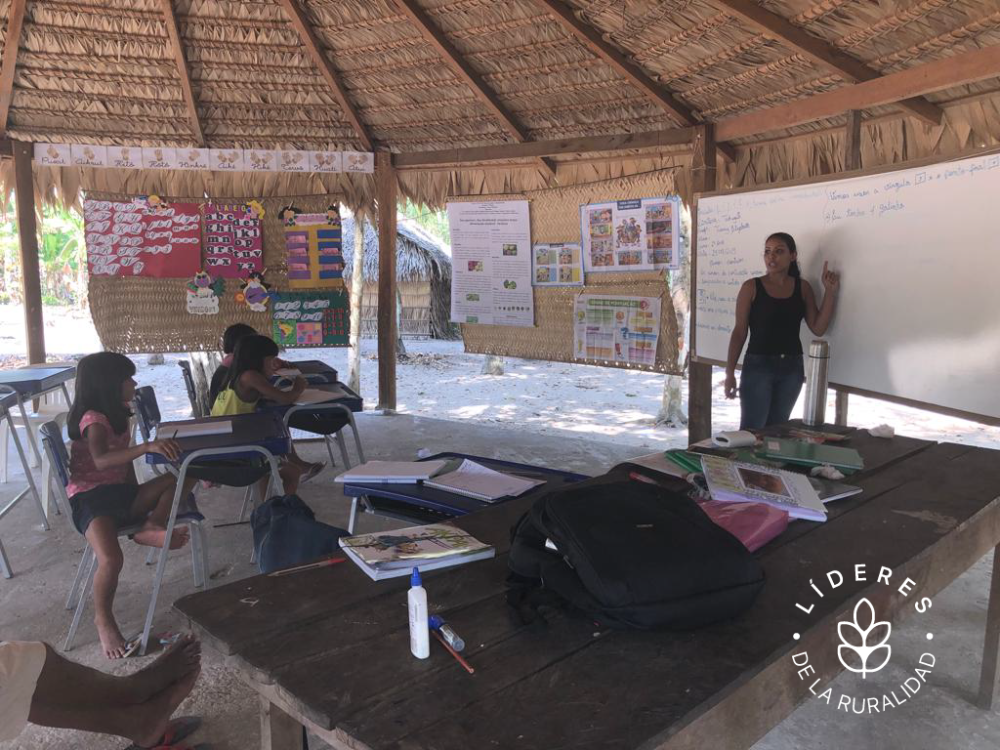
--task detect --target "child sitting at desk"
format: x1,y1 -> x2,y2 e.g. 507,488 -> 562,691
66,353 -> 196,660
211,335 -> 324,490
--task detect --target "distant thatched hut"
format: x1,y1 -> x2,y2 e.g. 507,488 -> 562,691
342,215 -> 455,340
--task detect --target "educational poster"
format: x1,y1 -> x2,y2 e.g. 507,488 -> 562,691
573,294 -> 661,366
272,291 -> 349,347
581,197 -> 681,273
532,243 -> 583,286
281,205 -> 344,290
185,271 -> 224,315
447,200 -> 534,326
203,201 -> 264,278
84,196 -> 201,277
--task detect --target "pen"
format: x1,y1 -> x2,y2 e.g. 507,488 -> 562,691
268,556 -> 347,577
432,629 -> 475,674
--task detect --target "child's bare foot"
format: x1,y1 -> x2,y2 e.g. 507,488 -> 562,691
133,523 -> 190,550
130,634 -> 201,701
96,616 -> 129,660
125,667 -> 201,748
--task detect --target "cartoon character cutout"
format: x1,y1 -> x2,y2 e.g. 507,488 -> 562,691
238,271 -> 271,312
246,200 -> 265,220
186,271 -> 224,315
325,203 -> 341,226
281,205 -> 301,227
144,194 -> 170,213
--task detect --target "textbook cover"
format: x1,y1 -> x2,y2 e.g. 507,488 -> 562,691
339,523 -> 495,580
701,456 -> 827,522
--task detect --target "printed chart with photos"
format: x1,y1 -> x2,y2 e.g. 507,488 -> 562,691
573,294 -> 661,367
447,200 -> 534,326
203,202 -> 263,278
282,205 -> 345,290
83,196 -> 201,277
532,242 -> 583,286
581,197 -> 681,273
272,291 -> 349,347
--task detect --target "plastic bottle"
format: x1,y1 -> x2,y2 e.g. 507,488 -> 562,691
429,615 -> 466,652
408,567 -> 430,659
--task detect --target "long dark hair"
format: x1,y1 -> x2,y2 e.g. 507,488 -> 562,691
222,323 -> 256,354
222,334 -> 278,392
767,232 -> 800,277
67,352 -> 136,440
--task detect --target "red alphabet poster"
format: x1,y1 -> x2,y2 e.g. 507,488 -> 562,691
84,196 -> 201,278
204,201 -> 264,278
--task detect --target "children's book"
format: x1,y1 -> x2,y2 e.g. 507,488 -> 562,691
334,460 -> 448,484
808,475 -> 863,504
759,438 -> 864,471
338,523 -> 495,580
700,455 -> 827,522
422,460 -> 544,502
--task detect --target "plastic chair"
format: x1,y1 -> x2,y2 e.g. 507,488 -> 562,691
39,421 -> 209,651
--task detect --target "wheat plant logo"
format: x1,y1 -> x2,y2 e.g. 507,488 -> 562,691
837,598 -> 892,679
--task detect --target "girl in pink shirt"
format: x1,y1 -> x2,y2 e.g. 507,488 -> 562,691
66,352 -> 195,660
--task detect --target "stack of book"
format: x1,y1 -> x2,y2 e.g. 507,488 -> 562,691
700,455 -> 828,522
338,523 -> 495,581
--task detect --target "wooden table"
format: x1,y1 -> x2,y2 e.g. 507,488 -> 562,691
176,427 -> 1000,749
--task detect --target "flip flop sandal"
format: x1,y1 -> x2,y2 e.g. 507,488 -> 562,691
120,635 -> 143,659
124,716 -> 202,750
301,462 -> 326,483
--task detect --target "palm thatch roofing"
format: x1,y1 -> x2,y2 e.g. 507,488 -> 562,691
341,214 -> 451,283
0,0 -> 998,208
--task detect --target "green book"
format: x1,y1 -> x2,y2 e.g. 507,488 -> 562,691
759,438 -> 864,471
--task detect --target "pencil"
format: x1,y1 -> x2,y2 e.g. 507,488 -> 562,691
433,629 -> 475,674
268,556 -> 347,577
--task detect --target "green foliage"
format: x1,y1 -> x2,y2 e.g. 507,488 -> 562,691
401,200 -> 450,245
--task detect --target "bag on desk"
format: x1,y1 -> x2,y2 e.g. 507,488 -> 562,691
507,474 -> 765,630
251,494 -> 349,574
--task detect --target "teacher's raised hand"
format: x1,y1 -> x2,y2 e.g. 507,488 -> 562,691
822,260 -> 840,292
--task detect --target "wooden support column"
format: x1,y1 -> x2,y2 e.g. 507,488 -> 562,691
376,152 -> 397,412
688,124 -> 717,444
844,110 -> 862,171
13,141 -> 45,364
347,215 -> 365,394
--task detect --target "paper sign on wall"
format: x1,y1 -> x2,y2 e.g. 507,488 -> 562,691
532,243 -> 583,286
84,195 -> 201,277
581,197 -> 681,273
204,201 -> 264,278
281,205 -> 345,290
272,291 -> 350,347
185,271 -> 225,315
573,294 -> 661,366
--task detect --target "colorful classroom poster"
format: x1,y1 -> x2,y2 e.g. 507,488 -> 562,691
580,197 -> 681,273
573,294 -> 661,366
532,242 -> 583,286
271,291 -> 349,347
447,200 -> 534,326
84,196 -> 201,277
203,201 -> 264,278
281,205 -> 344,290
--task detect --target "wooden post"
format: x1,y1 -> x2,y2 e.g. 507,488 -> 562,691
259,696 -> 303,750
834,389 -> 849,426
13,141 -> 45,364
376,152 -> 397,411
347,215 -> 365,394
688,124 -> 717,443
844,110 -> 862,171
979,546 -> 1000,709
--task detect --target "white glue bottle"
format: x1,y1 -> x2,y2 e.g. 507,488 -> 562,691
408,567 -> 430,659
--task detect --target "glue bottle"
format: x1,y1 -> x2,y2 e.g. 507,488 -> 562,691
408,567 -> 430,659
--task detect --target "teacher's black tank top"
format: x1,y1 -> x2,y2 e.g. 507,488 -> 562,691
746,276 -> 805,356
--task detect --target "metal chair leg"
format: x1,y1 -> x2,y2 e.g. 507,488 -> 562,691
347,497 -> 359,534
335,430 -> 351,470
6,412 -> 48,530
140,477 -> 188,656
347,413 -> 366,464
190,524 -> 204,588
0,537 -> 11,579
324,435 -> 338,468
199,523 -> 211,589
65,547 -> 92,610
238,485 -> 253,522
64,550 -> 97,651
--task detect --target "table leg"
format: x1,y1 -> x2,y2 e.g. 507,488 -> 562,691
4,411 -> 48,530
978,545 -> 1000,709
260,696 -> 304,750
0,536 -> 11,578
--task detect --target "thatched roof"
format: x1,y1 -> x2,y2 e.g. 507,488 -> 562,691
341,213 -> 451,283
1,0 -> 998,205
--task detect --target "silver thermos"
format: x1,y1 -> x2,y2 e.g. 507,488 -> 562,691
803,340 -> 830,426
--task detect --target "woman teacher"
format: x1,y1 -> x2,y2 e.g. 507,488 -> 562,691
724,232 -> 840,429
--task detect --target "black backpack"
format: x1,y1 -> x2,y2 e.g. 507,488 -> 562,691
507,473 -> 765,630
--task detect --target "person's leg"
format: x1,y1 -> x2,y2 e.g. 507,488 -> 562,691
130,475 -> 190,550
738,356 -> 774,430
280,461 -> 302,495
84,518 -> 128,660
765,358 -> 805,426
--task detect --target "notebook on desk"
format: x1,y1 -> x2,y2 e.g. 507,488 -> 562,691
158,420 -> 233,440
334,460 -> 448,484
422,459 -> 544,502
759,438 -> 864,471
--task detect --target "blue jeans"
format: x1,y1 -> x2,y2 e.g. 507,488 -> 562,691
739,354 -> 805,429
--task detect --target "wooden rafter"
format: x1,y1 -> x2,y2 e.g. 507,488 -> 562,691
158,0 -> 204,146
715,44 -> 1000,142
390,0 -> 556,177
712,0 -> 942,125
277,0 -> 373,151
0,0 -> 28,136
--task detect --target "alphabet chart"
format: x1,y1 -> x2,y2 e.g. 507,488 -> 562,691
271,291 -> 350,347
203,203 -> 263,277
83,197 -> 201,277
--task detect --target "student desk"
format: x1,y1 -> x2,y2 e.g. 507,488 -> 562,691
0,364 -> 75,468
279,360 -> 339,384
0,387 -> 47,577
341,452 -> 586,532
175,427 -> 1000,750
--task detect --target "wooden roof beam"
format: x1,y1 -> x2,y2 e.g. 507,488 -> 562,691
277,0 -> 373,151
0,0 -> 28,136
159,0 -> 204,146
390,0 -> 556,177
716,44 -> 1000,142
712,0 -> 943,126
533,0 -> 736,162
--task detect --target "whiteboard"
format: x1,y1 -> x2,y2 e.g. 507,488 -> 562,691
694,151 -> 1000,420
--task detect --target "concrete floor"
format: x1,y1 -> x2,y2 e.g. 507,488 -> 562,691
1,413 -> 998,750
